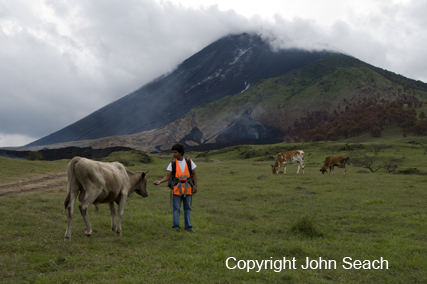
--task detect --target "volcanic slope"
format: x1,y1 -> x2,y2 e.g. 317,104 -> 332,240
28,33 -> 331,147
30,53 -> 427,152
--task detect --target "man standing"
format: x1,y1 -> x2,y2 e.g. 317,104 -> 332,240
154,144 -> 197,232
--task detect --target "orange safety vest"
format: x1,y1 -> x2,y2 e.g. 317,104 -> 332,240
173,159 -> 193,196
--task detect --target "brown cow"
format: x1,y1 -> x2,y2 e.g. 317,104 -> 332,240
320,155 -> 349,176
64,157 -> 149,240
271,150 -> 309,174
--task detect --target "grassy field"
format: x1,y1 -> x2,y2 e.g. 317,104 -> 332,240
0,140 -> 426,283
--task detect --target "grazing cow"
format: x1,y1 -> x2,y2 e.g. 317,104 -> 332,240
320,155 -> 349,176
271,150 -> 309,175
64,157 -> 149,240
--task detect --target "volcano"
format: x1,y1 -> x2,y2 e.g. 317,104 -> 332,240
28,33 -> 331,147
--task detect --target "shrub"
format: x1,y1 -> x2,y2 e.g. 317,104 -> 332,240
26,151 -> 44,161
350,152 -> 388,173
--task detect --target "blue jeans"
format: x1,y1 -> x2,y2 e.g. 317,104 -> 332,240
172,194 -> 192,230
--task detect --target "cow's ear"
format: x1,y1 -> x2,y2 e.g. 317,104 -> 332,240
141,170 -> 149,179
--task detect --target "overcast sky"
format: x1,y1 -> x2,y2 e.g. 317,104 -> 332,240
1,0 -> 426,147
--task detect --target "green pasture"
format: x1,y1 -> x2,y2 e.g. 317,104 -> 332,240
1,140 -> 426,283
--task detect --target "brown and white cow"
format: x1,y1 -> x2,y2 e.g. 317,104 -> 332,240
64,157 -> 149,240
320,155 -> 349,176
271,150 -> 308,175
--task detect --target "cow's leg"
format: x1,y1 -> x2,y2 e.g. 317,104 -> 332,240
64,180 -> 80,240
298,161 -> 305,174
109,202 -> 117,232
343,164 -> 347,176
116,195 -> 128,236
283,164 -> 287,174
65,196 -> 75,240
78,186 -> 98,237
79,201 -> 93,237
329,165 -> 332,175
65,196 -> 76,240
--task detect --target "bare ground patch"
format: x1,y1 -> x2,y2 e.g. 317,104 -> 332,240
0,173 -> 67,197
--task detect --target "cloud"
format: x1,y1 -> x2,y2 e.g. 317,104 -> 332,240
0,0 -> 426,147
0,0 -> 252,146
323,0 -> 427,82
0,133 -> 35,148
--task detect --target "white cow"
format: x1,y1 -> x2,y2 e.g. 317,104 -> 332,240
64,157 -> 149,240
271,150 -> 309,174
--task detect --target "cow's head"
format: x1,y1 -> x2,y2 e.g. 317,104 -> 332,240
319,166 -> 328,174
136,170 -> 149,197
271,165 -> 280,174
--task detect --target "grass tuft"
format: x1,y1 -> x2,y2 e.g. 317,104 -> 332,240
291,215 -> 324,238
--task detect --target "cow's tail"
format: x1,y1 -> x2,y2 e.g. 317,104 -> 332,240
64,193 -> 70,210
307,152 -> 312,157
64,157 -> 81,209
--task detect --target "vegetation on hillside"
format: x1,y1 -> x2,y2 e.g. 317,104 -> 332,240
253,54 -> 427,134
287,99 -> 427,142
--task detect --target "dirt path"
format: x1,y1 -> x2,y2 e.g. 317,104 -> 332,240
0,173 -> 68,197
